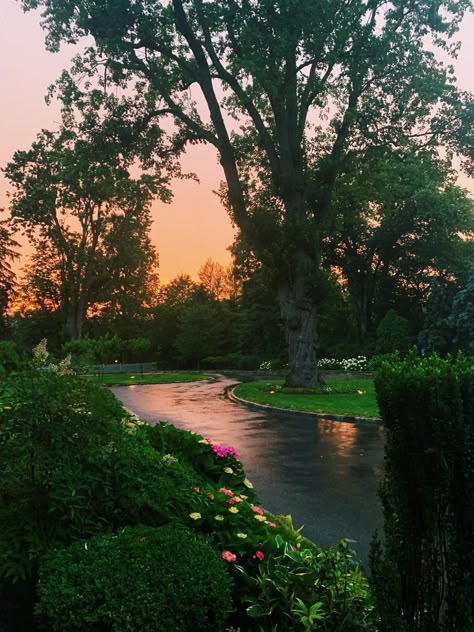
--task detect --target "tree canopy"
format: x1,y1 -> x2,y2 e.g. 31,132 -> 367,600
17,0 -> 474,383
4,91 -> 167,339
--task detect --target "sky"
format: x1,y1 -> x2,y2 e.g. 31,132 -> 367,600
1,0 -> 473,283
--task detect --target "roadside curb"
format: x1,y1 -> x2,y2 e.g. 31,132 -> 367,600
227,387 -> 383,426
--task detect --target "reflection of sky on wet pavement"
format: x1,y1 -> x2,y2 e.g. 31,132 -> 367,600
112,376 -> 384,564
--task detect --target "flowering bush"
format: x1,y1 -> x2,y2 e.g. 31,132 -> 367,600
145,423 -> 258,500
318,356 -> 368,372
187,484 -> 278,564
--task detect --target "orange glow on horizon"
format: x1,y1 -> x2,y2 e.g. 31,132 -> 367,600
1,0 -> 473,286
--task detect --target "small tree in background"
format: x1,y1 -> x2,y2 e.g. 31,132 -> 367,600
375,309 -> 413,355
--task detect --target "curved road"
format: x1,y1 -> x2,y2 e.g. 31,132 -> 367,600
112,375 -> 384,564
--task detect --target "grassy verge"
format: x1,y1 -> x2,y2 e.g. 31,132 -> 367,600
87,372 -> 209,386
233,378 -> 379,418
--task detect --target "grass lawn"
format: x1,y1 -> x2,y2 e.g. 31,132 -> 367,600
87,372 -> 209,386
233,378 -> 380,418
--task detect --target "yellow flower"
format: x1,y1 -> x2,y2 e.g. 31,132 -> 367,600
254,514 -> 267,522
229,507 -> 239,514
237,533 -> 247,539
223,467 -> 234,474
198,439 -> 210,444
189,512 -> 202,520
234,496 -> 243,503
214,514 -> 225,521
243,478 -> 254,489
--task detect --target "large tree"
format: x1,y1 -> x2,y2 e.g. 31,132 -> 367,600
4,92 -> 170,339
22,0 -> 474,384
324,148 -> 474,342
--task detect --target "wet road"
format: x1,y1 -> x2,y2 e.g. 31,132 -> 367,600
111,375 -> 384,564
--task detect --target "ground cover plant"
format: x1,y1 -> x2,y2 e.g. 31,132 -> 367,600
0,358 -> 378,630
233,379 -> 380,419
90,371 -> 209,386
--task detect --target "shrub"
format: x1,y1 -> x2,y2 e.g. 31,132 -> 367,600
36,524 -> 234,631
375,309 -> 413,354
371,352 -> 474,631
0,373 -> 201,585
0,340 -> 21,374
201,353 -> 262,370
237,535 -> 378,631
145,423 -> 259,501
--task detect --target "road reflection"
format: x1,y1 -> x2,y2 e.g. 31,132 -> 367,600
111,375 -> 384,564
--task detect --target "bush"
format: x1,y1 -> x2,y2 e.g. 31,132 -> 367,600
237,535 -> 378,631
201,352 -> 262,370
0,340 -> 21,374
36,524 -> 234,631
0,373 -> 201,585
145,423 -> 259,501
371,352 -> 474,631
375,309 -> 413,354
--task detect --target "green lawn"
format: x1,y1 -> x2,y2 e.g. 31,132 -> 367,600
88,372 -> 209,386
233,379 -> 380,418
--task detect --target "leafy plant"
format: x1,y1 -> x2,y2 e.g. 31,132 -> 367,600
236,535 -> 378,631
36,524 -> 234,631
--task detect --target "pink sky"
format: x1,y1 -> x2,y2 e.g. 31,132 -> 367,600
1,0 -> 473,283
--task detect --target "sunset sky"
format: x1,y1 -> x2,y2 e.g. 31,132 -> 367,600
1,0 -> 473,283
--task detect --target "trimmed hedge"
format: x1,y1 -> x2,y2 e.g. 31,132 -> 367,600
36,524 -> 234,631
371,353 -> 474,632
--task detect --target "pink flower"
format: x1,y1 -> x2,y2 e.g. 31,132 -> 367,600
251,505 -> 264,515
222,550 -> 237,562
194,487 -> 200,493
252,551 -> 265,561
267,521 -> 277,528
219,487 -> 234,497
207,493 -> 215,500
291,545 -> 297,551
212,444 -> 239,459
228,498 -> 236,505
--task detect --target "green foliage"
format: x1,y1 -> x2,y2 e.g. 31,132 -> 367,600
451,264 -> 474,355
145,423 -> 259,501
36,524 -> 233,632
325,148 -> 474,345
201,352 -> 261,370
0,340 -> 21,374
237,535 -> 378,631
0,372 -> 201,586
0,212 -> 19,326
418,279 -> 456,355
372,352 -> 474,631
375,309 -> 413,354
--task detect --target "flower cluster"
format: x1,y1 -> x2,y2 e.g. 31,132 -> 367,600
49,354 -> 74,376
318,356 -> 368,372
211,443 -> 239,460
188,483 -> 277,566
32,339 -> 49,366
259,360 -> 273,371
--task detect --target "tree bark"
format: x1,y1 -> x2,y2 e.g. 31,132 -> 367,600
278,251 -> 321,388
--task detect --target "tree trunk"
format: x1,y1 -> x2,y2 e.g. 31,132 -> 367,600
65,292 -> 87,339
278,251 -> 321,388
